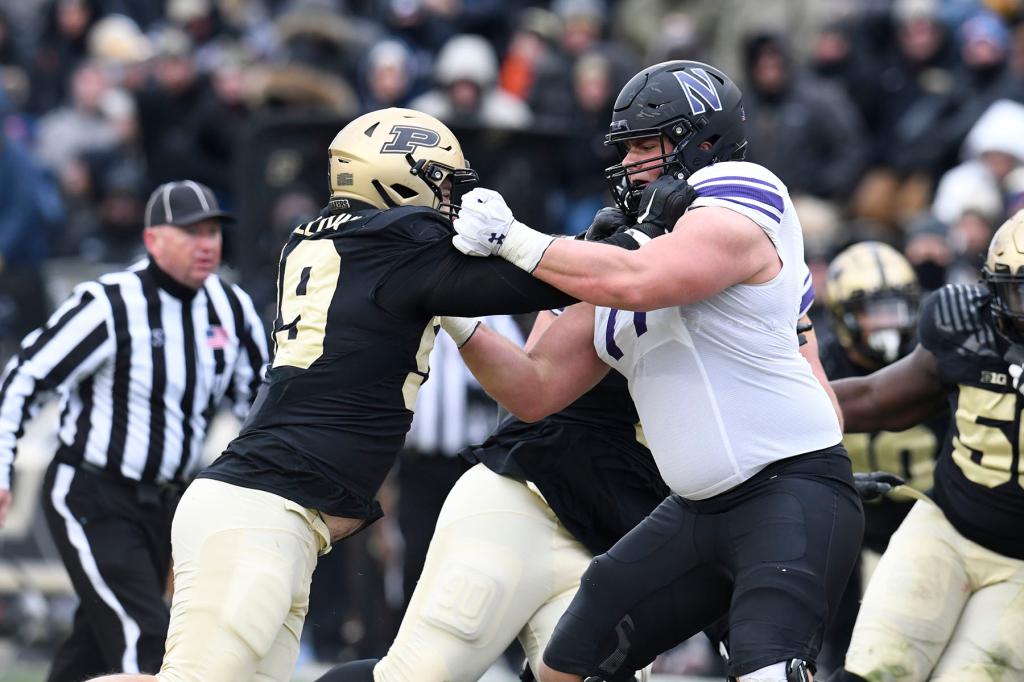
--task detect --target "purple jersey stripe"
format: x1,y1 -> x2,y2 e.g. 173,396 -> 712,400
702,196 -> 781,223
692,175 -> 778,190
799,281 -> 815,317
633,311 -> 647,335
695,185 -> 784,213
605,309 -> 624,360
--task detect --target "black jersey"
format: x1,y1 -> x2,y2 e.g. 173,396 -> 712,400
918,283 -> 1024,559
465,369 -> 669,556
820,334 -> 946,551
199,203 -> 573,520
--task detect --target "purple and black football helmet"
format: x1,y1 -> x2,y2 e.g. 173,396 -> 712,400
604,60 -> 748,216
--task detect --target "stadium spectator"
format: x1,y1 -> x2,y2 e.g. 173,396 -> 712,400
28,0 -> 100,115
357,39 -> 418,112
0,114 -> 64,361
410,34 -> 532,129
741,31 -> 867,201
850,0 -> 959,228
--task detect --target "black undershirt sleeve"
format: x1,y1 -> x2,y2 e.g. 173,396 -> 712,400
375,237 -> 576,318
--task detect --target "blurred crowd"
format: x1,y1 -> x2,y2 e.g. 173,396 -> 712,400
2,0 -> 1024,335
5,0 -> 1024,673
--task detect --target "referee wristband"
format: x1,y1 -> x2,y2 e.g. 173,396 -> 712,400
500,221 -> 556,273
440,316 -> 482,348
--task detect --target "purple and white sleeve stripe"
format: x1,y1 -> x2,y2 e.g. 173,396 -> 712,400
799,270 -> 815,317
692,176 -> 784,223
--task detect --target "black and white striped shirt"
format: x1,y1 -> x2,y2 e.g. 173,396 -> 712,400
405,315 -> 524,456
0,259 -> 268,490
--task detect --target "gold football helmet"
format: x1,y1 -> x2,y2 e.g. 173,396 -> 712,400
826,241 -> 920,367
983,209 -> 1024,342
327,108 -> 477,214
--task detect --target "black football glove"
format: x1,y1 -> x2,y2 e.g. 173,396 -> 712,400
853,471 -> 906,501
582,206 -> 633,241
634,174 -> 698,233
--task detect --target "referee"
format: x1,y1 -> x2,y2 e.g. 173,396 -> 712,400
0,180 -> 269,681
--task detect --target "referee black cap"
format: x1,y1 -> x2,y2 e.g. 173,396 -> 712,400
144,180 -> 235,228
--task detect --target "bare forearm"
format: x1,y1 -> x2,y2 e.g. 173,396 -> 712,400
532,239 -> 652,310
800,328 -> 843,430
832,377 -> 882,432
832,376 -> 942,432
457,324 -> 552,421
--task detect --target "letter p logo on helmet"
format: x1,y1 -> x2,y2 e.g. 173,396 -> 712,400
381,125 -> 443,154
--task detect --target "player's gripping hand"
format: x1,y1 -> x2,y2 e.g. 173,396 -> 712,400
1005,344 -> 1024,394
584,207 -> 632,241
635,174 -> 697,232
853,471 -> 906,501
453,188 -> 555,272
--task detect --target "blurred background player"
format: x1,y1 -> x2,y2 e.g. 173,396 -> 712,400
816,240 -> 946,673
829,212 -> 1024,682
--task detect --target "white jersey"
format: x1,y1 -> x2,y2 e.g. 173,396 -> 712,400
594,161 -> 841,500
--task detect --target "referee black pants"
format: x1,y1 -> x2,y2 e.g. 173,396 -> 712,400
41,459 -> 180,681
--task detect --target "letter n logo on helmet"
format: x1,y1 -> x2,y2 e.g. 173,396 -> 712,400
673,68 -> 723,116
381,125 -> 442,154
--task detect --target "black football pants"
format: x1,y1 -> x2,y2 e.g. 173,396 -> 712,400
41,459 -> 179,681
543,447 -> 865,680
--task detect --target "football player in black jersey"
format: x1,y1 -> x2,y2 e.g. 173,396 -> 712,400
311,306 -> 668,682
87,108 -> 591,682
817,241 -> 947,672
829,215 -> 1024,682
312,272 -> 834,682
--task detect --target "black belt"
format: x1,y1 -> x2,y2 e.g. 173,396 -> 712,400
77,460 -> 183,496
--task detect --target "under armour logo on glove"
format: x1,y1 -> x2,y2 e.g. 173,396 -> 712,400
453,188 -> 517,257
1005,344 -> 1024,394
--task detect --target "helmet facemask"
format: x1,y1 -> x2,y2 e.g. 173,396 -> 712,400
840,292 -> 920,366
403,155 -> 479,218
602,61 -> 748,218
983,270 -> 1024,345
981,210 -> 1024,346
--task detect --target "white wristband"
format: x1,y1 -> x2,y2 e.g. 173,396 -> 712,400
500,221 -> 556,272
440,316 -> 482,348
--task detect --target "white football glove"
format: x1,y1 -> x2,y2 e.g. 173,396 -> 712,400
452,188 -> 555,272
439,316 -> 481,348
1010,363 -> 1024,392
1005,344 -> 1024,394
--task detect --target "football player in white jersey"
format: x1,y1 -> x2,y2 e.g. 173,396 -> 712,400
446,60 -> 864,682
